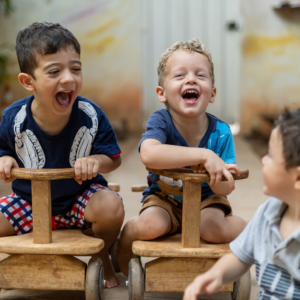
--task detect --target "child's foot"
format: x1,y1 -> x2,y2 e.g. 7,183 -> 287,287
96,251 -> 120,288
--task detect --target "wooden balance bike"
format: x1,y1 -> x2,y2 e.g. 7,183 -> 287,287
0,168 -> 119,300
127,167 -> 250,300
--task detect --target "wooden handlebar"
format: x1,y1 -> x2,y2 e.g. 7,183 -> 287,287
146,167 -> 249,183
10,168 -> 120,192
11,168 -> 76,181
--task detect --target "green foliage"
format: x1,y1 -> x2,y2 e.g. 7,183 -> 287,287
0,54 -> 8,85
0,0 -> 13,16
0,0 -> 13,85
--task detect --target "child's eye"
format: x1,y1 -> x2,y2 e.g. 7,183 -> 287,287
72,67 -> 82,72
175,74 -> 183,77
197,74 -> 205,77
48,70 -> 59,75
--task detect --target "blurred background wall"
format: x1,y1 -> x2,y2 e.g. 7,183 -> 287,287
0,0 -> 142,136
0,0 -> 299,140
240,0 -> 300,137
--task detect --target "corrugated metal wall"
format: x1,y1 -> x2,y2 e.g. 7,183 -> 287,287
141,0 -> 242,125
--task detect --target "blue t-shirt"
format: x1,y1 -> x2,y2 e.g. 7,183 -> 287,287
139,109 -> 236,209
0,95 -> 121,215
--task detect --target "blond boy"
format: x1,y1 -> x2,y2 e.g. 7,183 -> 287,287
118,38 -> 247,276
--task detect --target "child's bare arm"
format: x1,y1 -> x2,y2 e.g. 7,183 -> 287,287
0,156 -> 18,183
140,139 -> 238,191
183,253 -> 251,300
74,154 -> 121,184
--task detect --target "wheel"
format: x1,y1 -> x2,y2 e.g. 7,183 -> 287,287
231,269 -> 251,300
128,257 -> 144,300
109,239 -> 120,272
85,257 -> 104,300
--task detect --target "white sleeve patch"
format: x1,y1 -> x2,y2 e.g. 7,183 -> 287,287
69,101 -> 98,167
14,104 -> 45,168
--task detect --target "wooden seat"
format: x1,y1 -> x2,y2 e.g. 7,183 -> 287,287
0,168 -> 115,297
132,233 -> 231,258
127,167 -> 251,299
0,229 -> 103,255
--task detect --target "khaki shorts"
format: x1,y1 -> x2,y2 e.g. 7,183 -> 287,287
140,194 -> 232,235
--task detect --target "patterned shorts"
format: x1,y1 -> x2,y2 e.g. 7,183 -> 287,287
0,183 -> 121,235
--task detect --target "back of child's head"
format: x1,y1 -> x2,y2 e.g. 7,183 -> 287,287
275,108 -> 300,169
157,38 -> 214,87
15,21 -> 80,79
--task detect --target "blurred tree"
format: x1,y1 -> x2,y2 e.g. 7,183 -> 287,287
0,0 -> 13,86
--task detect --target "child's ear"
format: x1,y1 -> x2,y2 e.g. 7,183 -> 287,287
209,87 -> 217,104
18,73 -> 35,92
156,86 -> 167,104
294,166 -> 300,190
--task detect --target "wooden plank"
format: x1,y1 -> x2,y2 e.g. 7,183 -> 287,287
132,234 -> 231,258
0,229 -> 103,255
182,181 -> 201,248
108,183 -> 120,192
145,257 -> 233,293
146,167 -> 249,183
32,180 -> 52,244
11,168 -> 75,181
0,254 -> 85,290
131,185 -> 148,192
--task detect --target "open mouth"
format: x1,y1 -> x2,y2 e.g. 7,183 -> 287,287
182,89 -> 199,104
55,90 -> 73,108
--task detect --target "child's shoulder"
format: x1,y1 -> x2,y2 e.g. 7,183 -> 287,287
206,112 -> 231,135
252,197 -> 285,225
3,96 -> 32,115
75,95 -> 109,121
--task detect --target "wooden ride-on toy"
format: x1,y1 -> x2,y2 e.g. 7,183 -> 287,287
0,168 -> 119,300
128,167 -> 251,300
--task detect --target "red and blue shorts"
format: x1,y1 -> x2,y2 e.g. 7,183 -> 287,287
0,183 -> 121,235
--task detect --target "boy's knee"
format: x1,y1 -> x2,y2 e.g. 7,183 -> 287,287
200,217 -> 229,243
88,191 -> 124,226
134,213 -> 170,240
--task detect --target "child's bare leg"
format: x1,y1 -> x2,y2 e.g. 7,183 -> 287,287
84,190 -> 124,289
117,206 -> 172,276
200,205 -> 247,243
0,211 -> 15,237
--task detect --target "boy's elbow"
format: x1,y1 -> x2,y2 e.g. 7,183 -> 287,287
111,155 -> 121,170
140,148 -> 153,167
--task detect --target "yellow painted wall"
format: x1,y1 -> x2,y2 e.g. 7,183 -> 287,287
0,0 -> 142,133
240,0 -> 300,135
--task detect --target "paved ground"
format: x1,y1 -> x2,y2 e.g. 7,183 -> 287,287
0,135 -> 268,300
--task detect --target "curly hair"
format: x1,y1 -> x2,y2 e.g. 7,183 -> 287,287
15,21 -> 80,78
157,38 -> 214,87
275,108 -> 300,169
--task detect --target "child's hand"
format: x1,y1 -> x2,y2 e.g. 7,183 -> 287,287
191,164 -> 207,173
203,150 -> 240,191
183,272 -> 223,300
0,156 -> 18,183
74,156 -> 100,185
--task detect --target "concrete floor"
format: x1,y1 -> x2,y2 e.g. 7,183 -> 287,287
0,135 -> 268,300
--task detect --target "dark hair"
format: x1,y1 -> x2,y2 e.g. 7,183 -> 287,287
15,21 -> 81,78
275,108 -> 300,169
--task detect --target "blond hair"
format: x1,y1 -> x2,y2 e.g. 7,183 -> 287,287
157,38 -> 214,87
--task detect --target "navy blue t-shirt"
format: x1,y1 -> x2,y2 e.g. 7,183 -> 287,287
0,95 -> 121,215
139,109 -> 236,209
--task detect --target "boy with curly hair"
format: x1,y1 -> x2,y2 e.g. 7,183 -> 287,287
118,38 -> 247,276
